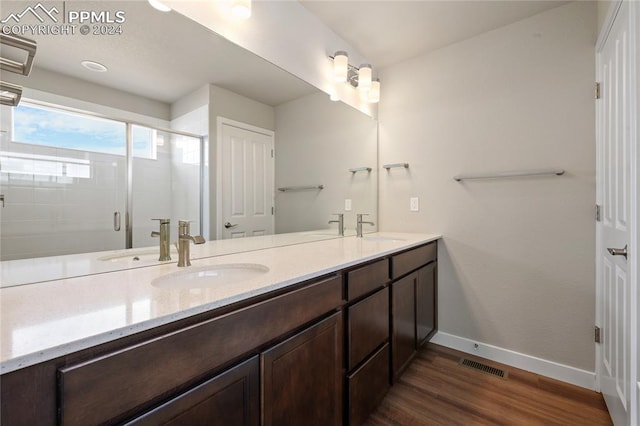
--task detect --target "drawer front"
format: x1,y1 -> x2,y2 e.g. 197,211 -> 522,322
348,287 -> 389,371
347,259 -> 389,300
126,356 -> 259,426
391,242 -> 437,279
348,343 -> 390,426
58,274 -> 343,426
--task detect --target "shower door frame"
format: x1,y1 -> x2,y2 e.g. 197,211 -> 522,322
18,99 -> 205,251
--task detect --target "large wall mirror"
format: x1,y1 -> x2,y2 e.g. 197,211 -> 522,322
0,1 -> 378,286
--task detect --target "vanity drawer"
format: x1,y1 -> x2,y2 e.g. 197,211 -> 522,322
347,287 -> 389,371
347,258 -> 389,300
58,274 -> 342,426
347,343 -> 390,426
391,242 -> 436,279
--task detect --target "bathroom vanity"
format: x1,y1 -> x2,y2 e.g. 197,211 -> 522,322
0,233 -> 439,425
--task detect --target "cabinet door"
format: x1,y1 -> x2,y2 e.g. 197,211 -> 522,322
392,273 -> 416,379
262,312 -> 342,426
127,356 -> 259,426
416,262 -> 437,346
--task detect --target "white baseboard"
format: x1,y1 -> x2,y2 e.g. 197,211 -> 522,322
431,331 -> 597,391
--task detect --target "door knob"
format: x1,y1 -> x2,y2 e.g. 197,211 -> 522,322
607,244 -> 627,260
224,222 -> 238,229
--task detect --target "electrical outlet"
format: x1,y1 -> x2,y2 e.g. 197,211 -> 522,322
344,199 -> 352,211
410,197 -> 419,212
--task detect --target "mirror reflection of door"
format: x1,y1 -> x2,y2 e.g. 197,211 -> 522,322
219,119 -> 274,239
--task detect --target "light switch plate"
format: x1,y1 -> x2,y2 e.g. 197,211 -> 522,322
345,199 -> 352,211
410,197 -> 419,212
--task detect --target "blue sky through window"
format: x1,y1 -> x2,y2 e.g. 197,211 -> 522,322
12,104 -> 156,159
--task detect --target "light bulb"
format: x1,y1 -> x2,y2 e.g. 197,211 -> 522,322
333,51 -> 348,83
368,79 -> 380,103
231,0 -> 251,19
148,0 -> 171,12
358,64 -> 372,91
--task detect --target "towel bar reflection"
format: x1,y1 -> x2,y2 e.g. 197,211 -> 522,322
383,163 -> 409,170
453,169 -> 565,182
349,167 -> 372,173
278,185 -> 324,192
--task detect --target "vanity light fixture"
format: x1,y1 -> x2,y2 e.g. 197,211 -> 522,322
231,0 -> 252,19
329,87 -> 340,102
368,79 -> 380,103
81,60 -> 107,72
329,53 -> 380,104
358,64 -> 372,91
333,51 -> 348,83
148,0 -> 171,12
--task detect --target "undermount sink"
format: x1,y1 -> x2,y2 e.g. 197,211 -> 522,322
362,236 -> 406,243
97,247 -> 177,263
151,263 -> 270,289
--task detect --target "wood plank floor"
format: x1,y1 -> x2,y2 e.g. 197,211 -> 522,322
365,343 -> 612,426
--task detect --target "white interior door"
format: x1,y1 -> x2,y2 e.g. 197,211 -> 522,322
219,119 -> 274,239
596,2 -> 637,425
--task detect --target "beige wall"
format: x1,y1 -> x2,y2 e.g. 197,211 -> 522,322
274,92 -> 377,234
6,67 -> 170,121
378,1 -> 597,370
597,0 -> 615,35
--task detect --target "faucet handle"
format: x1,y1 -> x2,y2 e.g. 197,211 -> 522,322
152,218 -> 170,224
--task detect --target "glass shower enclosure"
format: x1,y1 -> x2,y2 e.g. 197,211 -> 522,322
0,102 -> 203,261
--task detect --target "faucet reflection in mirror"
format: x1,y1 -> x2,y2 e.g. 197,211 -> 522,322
330,51 -> 380,104
177,220 -> 205,267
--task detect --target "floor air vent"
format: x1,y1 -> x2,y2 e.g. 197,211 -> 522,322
459,358 -> 508,379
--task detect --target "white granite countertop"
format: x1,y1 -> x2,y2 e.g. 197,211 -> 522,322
1,229 -> 351,287
0,232 -> 440,374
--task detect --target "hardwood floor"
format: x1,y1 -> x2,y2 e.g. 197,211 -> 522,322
365,343 -> 612,426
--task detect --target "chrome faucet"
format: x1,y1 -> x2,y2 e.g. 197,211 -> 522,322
177,220 -> 205,267
356,214 -> 375,237
151,218 -> 171,261
328,213 -> 345,236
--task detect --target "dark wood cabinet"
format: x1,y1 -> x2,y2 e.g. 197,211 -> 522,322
1,240 -> 438,426
347,287 -> 389,370
416,262 -> 437,346
347,344 -> 390,426
262,312 -> 343,426
391,273 -> 417,378
126,356 -> 259,426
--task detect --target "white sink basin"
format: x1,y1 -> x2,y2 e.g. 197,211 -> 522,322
151,263 -> 270,289
97,247 -> 177,263
362,236 -> 406,243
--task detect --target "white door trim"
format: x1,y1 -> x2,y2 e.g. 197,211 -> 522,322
215,117 -> 275,240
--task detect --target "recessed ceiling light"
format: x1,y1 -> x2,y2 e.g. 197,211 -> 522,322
148,0 -> 171,12
81,60 -> 107,73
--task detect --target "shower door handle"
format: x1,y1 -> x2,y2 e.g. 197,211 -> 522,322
114,211 -> 121,231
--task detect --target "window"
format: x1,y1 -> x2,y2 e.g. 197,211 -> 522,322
12,103 -> 158,159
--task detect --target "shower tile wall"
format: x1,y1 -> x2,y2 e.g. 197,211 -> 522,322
1,102 -> 205,261
0,139 -> 126,260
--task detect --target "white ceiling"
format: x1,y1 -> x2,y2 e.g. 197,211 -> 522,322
300,0 -> 570,68
1,1 -> 316,105
2,1 -> 570,106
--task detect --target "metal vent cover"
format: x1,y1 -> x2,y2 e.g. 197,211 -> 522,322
459,358 -> 508,379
